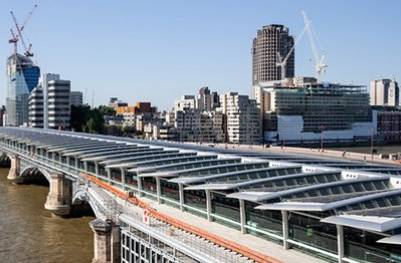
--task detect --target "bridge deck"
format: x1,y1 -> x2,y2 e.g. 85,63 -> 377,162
145,196 -> 326,263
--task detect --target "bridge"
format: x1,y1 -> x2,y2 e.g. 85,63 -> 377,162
1,127 -> 401,263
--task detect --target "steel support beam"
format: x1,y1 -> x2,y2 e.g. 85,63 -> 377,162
282,210 -> 289,250
239,199 -> 246,234
179,183 -> 184,212
337,224 -> 344,263
206,189 -> 212,222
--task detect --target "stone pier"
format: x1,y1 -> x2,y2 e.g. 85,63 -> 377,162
44,172 -> 71,216
90,219 -> 120,263
7,154 -> 20,180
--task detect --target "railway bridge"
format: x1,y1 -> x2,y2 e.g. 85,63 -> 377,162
1,127 -> 401,263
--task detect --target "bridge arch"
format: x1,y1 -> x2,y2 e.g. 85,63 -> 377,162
72,188 -> 103,219
19,165 -> 52,183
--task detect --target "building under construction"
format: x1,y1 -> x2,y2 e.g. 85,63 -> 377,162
6,53 -> 40,126
254,77 -> 375,145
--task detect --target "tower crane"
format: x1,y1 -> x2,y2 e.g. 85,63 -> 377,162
8,4 -> 38,58
301,11 -> 328,82
276,20 -> 310,80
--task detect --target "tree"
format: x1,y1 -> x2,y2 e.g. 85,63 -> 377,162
70,105 -> 105,134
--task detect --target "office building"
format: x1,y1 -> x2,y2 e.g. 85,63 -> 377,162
370,79 -> 400,107
47,79 -> 71,129
174,95 -> 197,111
28,74 -> 71,130
219,92 -> 261,144
254,78 -> 375,144
6,54 -> 40,126
211,91 -> 220,110
197,86 -> 212,111
70,91 -> 83,107
252,24 -> 294,85
28,87 -> 44,128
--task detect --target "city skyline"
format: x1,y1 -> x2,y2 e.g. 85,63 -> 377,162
1,1 -> 401,110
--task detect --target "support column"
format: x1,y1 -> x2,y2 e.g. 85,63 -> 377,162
7,154 -> 20,180
206,189 -> 212,222
106,168 -> 111,183
178,183 -> 184,211
90,219 -> 112,263
120,168 -> 126,188
137,177 -> 143,197
156,177 -> 161,204
239,199 -> 246,234
282,210 -> 289,250
110,223 -> 121,263
337,225 -> 344,263
44,172 -> 71,216
95,162 -> 99,175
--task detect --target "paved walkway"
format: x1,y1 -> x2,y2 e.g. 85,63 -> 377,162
145,198 -> 326,263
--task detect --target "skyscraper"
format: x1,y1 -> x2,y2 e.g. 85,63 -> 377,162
6,54 -> 40,126
252,24 -> 294,84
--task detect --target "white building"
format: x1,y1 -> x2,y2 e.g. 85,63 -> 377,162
219,92 -> 261,144
47,79 -> 71,130
28,87 -> 44,128
167,109 -> 225,142
28,73 -> 71,130
370,79 -> 399,107
174,95 -> 197,111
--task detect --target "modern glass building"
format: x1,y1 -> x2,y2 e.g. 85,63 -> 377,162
2,128 -> 401,262
6,54 -> 40,126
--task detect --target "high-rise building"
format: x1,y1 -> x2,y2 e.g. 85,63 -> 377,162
252,24 -> 294,85
47,79 -> 71,130
219,92 -> 261,144
197,86 -> 212,111
28,73 -> 71,130
70,91 -> 83,107
370,79 -> 400,107
42,73 -> 61,129
28,87 -> 44,128
6,54 -> 40,126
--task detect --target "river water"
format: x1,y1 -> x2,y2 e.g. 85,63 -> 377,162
0,168 -> 94,263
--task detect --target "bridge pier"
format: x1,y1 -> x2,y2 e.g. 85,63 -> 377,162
44,172 -> 71,216
7,154 -> 20,180
90,219 -> 120,263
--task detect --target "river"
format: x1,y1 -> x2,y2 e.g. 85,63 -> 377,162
0,168 -> 94,263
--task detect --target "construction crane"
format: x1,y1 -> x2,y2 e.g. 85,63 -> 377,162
8,4 -> 38,58
276,19 -> 310,80
301,11 -> 328,82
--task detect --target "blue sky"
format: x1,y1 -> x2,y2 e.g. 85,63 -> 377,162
1,0 -> 400,110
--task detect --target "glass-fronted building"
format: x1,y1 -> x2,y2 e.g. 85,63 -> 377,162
6,54 -> 40,126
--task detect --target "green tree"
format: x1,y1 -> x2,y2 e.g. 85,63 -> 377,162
71,105 -> 105,134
